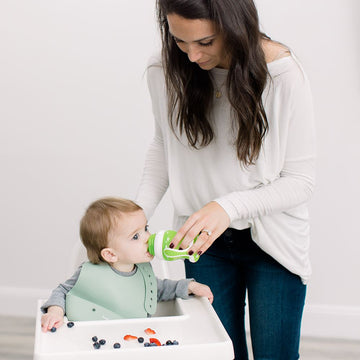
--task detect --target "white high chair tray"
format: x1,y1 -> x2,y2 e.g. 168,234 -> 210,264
34,296 -> 234,359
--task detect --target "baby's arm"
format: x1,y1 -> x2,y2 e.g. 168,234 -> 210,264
156,278 -> 191,301
187,281 -> 214,304
157,278 -> 213,303
40,265 -> 82,332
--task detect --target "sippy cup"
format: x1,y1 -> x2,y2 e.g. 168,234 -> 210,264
148,230 -> 200,263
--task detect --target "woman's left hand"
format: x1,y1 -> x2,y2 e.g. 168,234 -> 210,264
170,201 -> 230,256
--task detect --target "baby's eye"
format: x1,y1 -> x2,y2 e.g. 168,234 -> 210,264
132,233 -> 139,240
145,225 -> 149,232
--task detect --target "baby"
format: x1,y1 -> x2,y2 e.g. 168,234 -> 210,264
41,197 -> 213,332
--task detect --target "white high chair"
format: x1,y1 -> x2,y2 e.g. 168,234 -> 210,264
33,240 -> 234,359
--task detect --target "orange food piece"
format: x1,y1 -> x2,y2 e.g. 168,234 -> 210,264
144,327 -> 156,335
124,334 -> 138,341
149,337 -> 161,346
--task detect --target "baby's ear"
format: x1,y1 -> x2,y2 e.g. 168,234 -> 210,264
100,248 -> 118,263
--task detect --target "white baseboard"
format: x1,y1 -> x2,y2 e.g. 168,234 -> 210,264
301,303 -> 360,340
1,286 -> 359,340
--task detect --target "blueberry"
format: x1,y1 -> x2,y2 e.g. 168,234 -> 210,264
67,322 -> 74,328
166,340 -> 173,345
93,342 -> 101,349
99,339 -> 106,345
173,340 -> 179,345
92,336 -> 98,342
113,342 -> 121,349
150,343 -> 157,347
50,327 -> 56,332
144,342 -> 150,347
137,337 -> 144,343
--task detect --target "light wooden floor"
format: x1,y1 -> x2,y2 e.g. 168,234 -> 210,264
1,316 -> 359,360
0,316 -> 36,360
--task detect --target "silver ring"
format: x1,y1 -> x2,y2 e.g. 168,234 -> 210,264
201,229 -> 212,236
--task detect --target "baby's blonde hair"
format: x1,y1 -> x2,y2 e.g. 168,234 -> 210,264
80,197 -> 142,263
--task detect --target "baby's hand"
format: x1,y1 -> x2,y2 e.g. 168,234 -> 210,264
188,281 -> 214,304
41,306 -> 64,332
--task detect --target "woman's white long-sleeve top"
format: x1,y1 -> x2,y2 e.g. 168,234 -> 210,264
136,54 -> 316,284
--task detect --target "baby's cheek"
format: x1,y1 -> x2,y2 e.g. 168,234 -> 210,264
134,245 -> 143,255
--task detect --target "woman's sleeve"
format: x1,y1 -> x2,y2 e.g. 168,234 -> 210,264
215,66 -> 316,221
135,64 -> 169,220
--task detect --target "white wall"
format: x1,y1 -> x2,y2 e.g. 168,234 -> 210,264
255,0 -> 360,339
1,0 -> 359,340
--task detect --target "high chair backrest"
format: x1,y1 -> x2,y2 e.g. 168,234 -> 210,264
68,240 -> 186,280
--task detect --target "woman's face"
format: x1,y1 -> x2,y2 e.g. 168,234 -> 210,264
167,13 -> 229,70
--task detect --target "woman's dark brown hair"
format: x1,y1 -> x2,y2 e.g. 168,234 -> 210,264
157,0 -> 269,165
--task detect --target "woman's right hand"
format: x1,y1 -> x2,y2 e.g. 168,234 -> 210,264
41,305 -> 64,332
170,201 -> 230,256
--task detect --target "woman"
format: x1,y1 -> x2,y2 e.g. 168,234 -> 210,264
136,0 -> 315,359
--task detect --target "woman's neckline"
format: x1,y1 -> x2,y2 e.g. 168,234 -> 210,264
210,53 -> 293,75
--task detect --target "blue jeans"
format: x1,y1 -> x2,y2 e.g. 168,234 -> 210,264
185,228 -> 306,360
